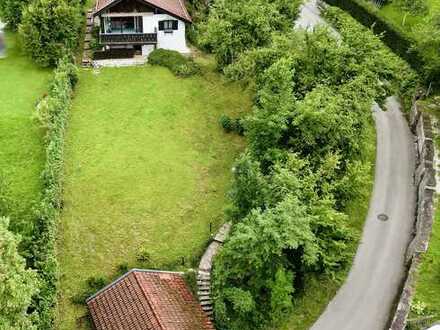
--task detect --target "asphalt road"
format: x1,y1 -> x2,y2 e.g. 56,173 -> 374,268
295,0 -> 327,30
311,97 -> 416,330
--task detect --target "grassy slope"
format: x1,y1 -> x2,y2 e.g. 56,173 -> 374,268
56,64 -> 252,329
0,32 -> 50,232
412,199 -> 440,320
279,122 -> 376,330
379,0 -> 440,35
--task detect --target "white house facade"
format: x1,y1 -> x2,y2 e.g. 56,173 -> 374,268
93,0 -> 192,57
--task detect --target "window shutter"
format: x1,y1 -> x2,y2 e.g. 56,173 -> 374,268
158,21 -> 164,31
172,20 -> 178,30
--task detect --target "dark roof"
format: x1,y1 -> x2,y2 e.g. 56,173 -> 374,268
94,0 -> 192,22
87,269 -> 214,330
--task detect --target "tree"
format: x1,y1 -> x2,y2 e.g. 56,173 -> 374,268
0,0 -> 30,30
213,197 -> 319,329
0,217 -> 39,329
199,0 -> 301,68
19,0 -> 81,66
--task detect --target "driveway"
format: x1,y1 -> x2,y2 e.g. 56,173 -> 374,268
311,97 -> 416,330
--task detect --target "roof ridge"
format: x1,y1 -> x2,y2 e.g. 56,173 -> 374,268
133,271 -> 165,330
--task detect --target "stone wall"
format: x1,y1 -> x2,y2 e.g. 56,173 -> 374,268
389,100 -> 436,330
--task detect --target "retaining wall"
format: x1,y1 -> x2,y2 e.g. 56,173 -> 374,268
390,100 -> 436,329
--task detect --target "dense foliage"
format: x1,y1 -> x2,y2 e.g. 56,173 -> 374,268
30,57 -> 78,329
0,217 -> 39,330
199,0 -> 302,68
19,0 -> 82,66
202,5 -> 418,329
148,49 -> 200,77
0,0 -> 30,29
322,0 -> 440,88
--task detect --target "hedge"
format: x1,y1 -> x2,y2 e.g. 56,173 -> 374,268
30,56 -> 78,329
148,49 -> 200,77
322,0 -> 440,87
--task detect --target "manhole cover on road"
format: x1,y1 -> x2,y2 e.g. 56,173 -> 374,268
377,214 -> 389,222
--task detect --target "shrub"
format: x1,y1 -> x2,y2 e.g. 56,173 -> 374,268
219,115 -> 244,135
148,49 -> 200,77
0,217 -> 39,330
199,0 -> 302,68
19,0 -> 82,67
71,276 -> 107,305
29,56 -> 78,329
321,0 -> 440,87
0,0 -> 30,29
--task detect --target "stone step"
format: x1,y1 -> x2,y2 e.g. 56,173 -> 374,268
200,301 -> 212,306
198,295 -> 211,301
197,289 -> 210,294
85,35 -> 92,42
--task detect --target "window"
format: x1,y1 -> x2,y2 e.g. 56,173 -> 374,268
158,20 -> 178,31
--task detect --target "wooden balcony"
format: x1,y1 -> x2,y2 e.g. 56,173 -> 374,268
99,33 -> 157,45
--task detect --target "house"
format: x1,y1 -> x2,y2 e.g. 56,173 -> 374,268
92,0 -> 192,58
86,269 -> 215,330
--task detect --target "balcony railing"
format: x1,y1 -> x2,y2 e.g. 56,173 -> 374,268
99,33 -> 157,44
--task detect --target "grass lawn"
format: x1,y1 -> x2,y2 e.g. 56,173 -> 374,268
379,0 -> 440,36
0,32 -> 50,234
278,122 -> 377,330
56,64 -> 252,329
411,199 -> 440,322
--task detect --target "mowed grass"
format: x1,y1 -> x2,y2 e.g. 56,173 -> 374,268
56,64 -> 252,329
279,122 -> 377,330
0,32 -> 50,231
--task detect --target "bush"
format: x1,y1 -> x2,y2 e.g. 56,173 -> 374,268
322,0 -> 440,87
19,0 -> 82,67
71,276 -> 107,305
29,56 -> 78,329
0,217 -> 39,330
219,115 -> 244,135
148,49 -> 200,77
0,0 -> 30,29
199,0 -> 302,68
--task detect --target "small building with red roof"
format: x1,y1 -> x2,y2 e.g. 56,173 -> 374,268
86,269 -> 215,330
92,0 -> 192,57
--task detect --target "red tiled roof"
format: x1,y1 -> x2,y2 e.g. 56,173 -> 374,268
87,270 -> 214,330
94,0 -> 192,22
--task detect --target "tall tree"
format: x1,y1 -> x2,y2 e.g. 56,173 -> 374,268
19,0 -> 82,66
0,0 -> 30,30
0,217 -> 39,329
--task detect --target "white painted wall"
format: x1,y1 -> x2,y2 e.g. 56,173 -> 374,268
141,44 -> 155,57
142,14 -> 190,54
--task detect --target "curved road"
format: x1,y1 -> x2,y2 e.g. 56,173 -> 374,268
312,98 -> 416,330
295,4 -> 417,329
